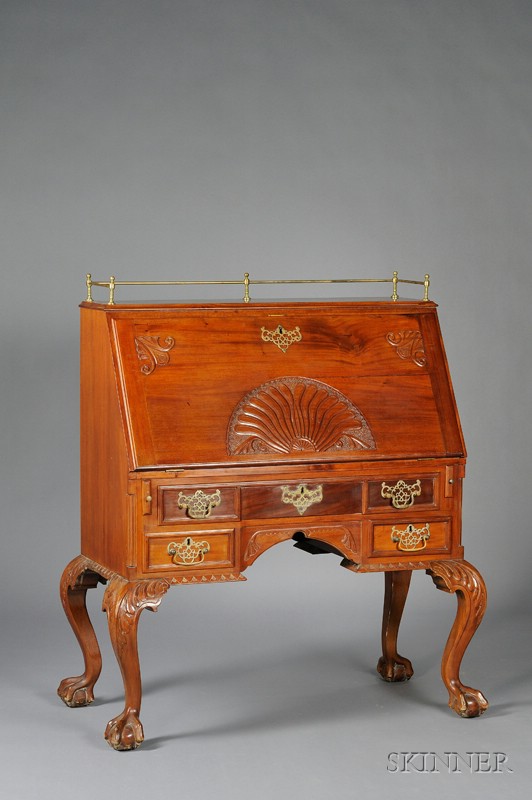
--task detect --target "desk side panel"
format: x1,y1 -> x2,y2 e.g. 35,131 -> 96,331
80,307 -> 132,575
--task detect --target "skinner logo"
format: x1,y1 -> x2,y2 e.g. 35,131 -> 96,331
387,752 -> 513,774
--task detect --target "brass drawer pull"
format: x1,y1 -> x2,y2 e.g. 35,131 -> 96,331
167,537 -> 211,566
391,523 -> 430,552
281,484 -> 323,515
381,479 -> 422,509
261,324 -> 302,353
177,489 -> 221,519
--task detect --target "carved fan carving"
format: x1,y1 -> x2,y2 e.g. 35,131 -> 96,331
227,377 -> 375,455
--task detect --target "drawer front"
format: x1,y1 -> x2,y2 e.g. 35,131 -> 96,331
241,481 -> 362,520
369,519 -> 451,558
367,475 -> 437,511
158,486 -> 239,524
145,529 -> 236,572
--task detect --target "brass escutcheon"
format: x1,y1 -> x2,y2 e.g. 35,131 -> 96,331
381,479 -> 422,509
167,537 -> 211,566
281,484 -> 323,515
261,324 -> 302,353
391,523 -> 431,552
177,489 -> 222,519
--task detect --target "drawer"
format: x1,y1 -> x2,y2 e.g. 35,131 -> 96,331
241,481 -> 362,519
367,475 -> 438,511
158,486 -> 239,524
368,519 -> 451,558
145,529 -> 236,572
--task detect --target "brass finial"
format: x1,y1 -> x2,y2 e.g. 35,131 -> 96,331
423,273 -> 430,301
85,273 -> 93,302
391,270 -> 399,301
243,272 -> 250,303
108,275 -> 116,305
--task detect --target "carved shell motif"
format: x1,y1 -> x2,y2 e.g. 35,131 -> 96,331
227,377 -> 375,455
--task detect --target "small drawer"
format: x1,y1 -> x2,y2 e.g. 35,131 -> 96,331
367,476 -> 437,511
145,529 -> 236,571
369,519 -> 451,558
158,486 -> 238,524
241,481 -> 362,520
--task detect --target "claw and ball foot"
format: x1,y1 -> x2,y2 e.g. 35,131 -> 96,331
103,576 -> 170,751
58,676 -> 96,708
105,709 -> 144,751
377,570 -> 414,683
427,560 -> 488,718
377,654 -> 414,683
57,556 -> 104,708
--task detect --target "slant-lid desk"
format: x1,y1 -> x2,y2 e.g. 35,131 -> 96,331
58,273 -> 488,750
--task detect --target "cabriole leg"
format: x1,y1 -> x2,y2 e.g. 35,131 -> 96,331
57,555 -> 104,707
427,559 -> 489,718
377,569 -> 414,682
102,576 -> 170,751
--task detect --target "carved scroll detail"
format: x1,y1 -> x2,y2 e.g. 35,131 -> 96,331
227,377 -> 375,455
244,525 -> 359,566
170,572 -> 246,585
386,330 -> 426,367
342,560 -> 435,573
427,560 -> 486,626
103,578 -> 171,653
134,335 -> 175,375
245,530 -> 292,563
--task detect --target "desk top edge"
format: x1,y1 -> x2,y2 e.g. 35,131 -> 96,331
80,297 -> 438,312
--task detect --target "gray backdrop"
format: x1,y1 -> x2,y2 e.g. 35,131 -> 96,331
1,1 -> 531,798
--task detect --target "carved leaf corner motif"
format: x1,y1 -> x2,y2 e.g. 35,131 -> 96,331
386,331 -> 426,367
134,336 -> 175,375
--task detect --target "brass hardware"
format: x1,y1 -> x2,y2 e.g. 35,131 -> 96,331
167,537 -> 210,566
261,324 -> 302,352
177,489 -> 222,519
391,270 -> 399,301
423,273 -> 430,301
82,272 -> 430,305
281,484 -> 323,515
381,479 -> 422,509
243,272 -> 250,303
142,479 -> 152,515
391,523 -> 430,552
445,465 -> 455,498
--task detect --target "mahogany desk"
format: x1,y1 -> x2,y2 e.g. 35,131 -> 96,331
58,273 -> 488,750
